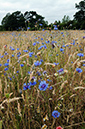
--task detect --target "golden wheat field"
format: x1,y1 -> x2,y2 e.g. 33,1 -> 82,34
0,30 -> 85,129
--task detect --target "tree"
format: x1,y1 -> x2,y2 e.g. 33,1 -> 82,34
62,15 -> 70,24
24,11 -> 48,30
74,0 -> 85,29
1,11 -> 25,30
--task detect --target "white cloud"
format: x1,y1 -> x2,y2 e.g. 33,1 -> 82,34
0,0 -> 81,25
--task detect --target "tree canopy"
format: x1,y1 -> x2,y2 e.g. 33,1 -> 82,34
74,0 -> 85,29
1,11 -> 25,30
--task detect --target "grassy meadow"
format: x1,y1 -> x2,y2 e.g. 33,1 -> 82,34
0,30 -> 85,129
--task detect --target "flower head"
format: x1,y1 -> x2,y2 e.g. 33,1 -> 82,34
57,68 -> 64,75
52,110 -> 60,118
29,81 -> 37,86
34,61 -> 42,67
76,68 -> 82,73
56,126 -> 63,129
23,83 -> 31,90
39,81 -> 48,91
77,53 -> 84,57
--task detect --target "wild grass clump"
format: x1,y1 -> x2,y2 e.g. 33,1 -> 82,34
0,30 -> 85,129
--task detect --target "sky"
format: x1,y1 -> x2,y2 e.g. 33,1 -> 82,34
0,0 -> 81,25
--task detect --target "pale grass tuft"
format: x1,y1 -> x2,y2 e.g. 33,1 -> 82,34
72,58 -> 79,68
21,94 -> 25,101
36,51 -> 41,56
73,51 -> 79,59
18,54 -> 28,59
70,94 -> 76,98
17,102 -> 22,116
64,54 -> 72,69
44,62 -> 55,66
0,79 -> 2,94
73,87 -> 85,90
0,97 -> 22,108
64,69 -> 68,73
84,47 -> 85,53
60,80 -> 68,90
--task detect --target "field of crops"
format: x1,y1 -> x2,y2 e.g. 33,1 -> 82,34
0,30 -> 85,129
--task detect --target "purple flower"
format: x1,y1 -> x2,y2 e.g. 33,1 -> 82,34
4,63 -> 9,66
52,110 -> 60,118
57,68 -> 64,74
29,81 -> 37,86
39,81 -> 48,91
83,64 -> 85,66
4,67 -> 8,71
0,64 -> 2,67
76,68 -> 82,73
20,64 -> 24,67
60,48 -> 64,52
77,53 -> 84,57
34,61 -> 42,67
23,83 -> 31,90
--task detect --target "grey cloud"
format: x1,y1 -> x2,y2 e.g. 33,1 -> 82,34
0,0 -> 80,24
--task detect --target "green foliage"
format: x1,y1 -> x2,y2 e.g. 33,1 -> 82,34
24,11 -> 48,30
74,0 -> 85,29
1,11 -> 25,30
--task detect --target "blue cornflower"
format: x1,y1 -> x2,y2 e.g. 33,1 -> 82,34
39,81 -> 48,91
27,27 -> 30,29
61,32 -> 63,34
0,64 -> 2,67
29,81 -> 37,86
23,83 -> 31,90
11,48 -> 15,51
40,59 -> 43,62
36,71 -> 41,76
38,46 -> 43,50
1,55 -> 4,58
7,59 -> 10,63
49,86 -> 53,90
28,71 -> 31,74
4,63 -> 9,66
17,48 -> 19,50
4,67 -> 8,71
83,64 -> 85,66
44,44 -> 47,49
54,27 -> 58,30
34,61 -> 42,67
35,55 -> 37,58
12,54 -> 14,57
52,110 -> 60,118
47,79 -> 52,82
76,68 -> 82,73
29,52 -> 33,57
23,50 -> 28,52
33,42 -> 36,46
54,62 -> 59,66
57,68 -> 64,74
4,52 -> 8,55
77,53 -> 84,57
16,71 -> 19,73
20,64 -> 24,67
39,24 -> 42,26
60,48 -> 64,52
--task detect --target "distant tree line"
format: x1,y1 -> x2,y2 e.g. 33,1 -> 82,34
0,0 -> 85,31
